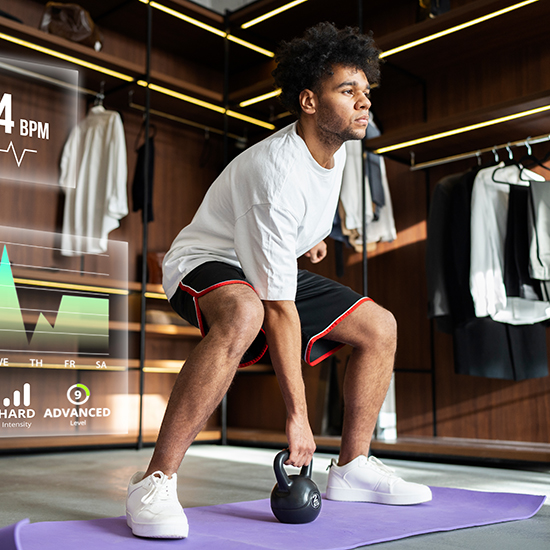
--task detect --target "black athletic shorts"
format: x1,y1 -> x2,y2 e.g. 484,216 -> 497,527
169,261 -> 371,368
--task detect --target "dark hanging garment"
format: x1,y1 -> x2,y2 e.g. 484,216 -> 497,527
504,185 -> 542,300
454,318 -> 548,381
330,210 -> 349,278
132,137 -> 155,223
426,173 -> 462,333
446,168 -> 479,326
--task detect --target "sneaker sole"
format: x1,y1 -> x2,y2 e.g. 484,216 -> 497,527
126,514 -> 189,539
326,486 -> 432,505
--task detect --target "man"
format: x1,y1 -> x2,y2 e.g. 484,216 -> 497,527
126,22 -> 432,540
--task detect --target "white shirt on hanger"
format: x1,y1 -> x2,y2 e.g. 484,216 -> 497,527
340,139 -> 374,233
59,105 -> 128,256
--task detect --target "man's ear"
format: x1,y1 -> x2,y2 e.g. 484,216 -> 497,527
298,89 -> 317,115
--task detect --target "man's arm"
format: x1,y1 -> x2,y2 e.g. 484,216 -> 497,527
263,300 -> 316,467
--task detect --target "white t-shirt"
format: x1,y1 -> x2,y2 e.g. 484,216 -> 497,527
163,122 -> 346,301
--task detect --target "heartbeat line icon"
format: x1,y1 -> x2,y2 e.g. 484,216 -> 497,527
0,141 -> 37,167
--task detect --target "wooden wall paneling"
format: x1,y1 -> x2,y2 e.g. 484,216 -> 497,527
371,71 -> 427,135
150,47 -> 223,101
227,374 -> 286,433
435,364 -> 550,443
144,125 -> 224,255
145,335 -> 198,363
425,38 -> 550,122
395,372 -> 434,436
1,0 -> 44,27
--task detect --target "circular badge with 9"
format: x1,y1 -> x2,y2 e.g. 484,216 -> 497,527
67,383 -> 90,405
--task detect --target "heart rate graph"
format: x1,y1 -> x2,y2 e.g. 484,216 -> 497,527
0,246 -> 109,355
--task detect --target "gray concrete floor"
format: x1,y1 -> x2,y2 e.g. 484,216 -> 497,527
0,444 -> 549,549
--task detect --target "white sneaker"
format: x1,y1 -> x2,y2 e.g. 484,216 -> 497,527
326,455 -> 432,505
126,471 -> 189,538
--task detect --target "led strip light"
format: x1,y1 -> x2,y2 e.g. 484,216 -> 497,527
240,89 -> 282,108
144,291 -> 167,299
139,0 -> 274,58
137,80 -> 275,129
241,0 -> 308,29
373,104 -> 550,154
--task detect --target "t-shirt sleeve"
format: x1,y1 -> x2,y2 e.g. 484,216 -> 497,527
234,203 -> 299,301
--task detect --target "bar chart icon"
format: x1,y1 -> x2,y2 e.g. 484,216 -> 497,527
2,382 -> 30,407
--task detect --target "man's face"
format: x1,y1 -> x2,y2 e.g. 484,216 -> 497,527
314,65 -> 371,146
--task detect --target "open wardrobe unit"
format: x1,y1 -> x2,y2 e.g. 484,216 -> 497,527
0,0 -> 549,464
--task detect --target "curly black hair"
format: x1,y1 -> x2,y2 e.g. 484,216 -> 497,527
272,22 -> 381,117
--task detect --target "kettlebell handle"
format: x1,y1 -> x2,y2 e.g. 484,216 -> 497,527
274,449 -> 313,492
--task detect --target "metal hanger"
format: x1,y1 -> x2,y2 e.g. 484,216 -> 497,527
93,81 -> 105,107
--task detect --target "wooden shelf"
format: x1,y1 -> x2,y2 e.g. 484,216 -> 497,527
125,322 -> 200,337
131,360 -> 272,374
371,436 -> 550,463
226,429 -> 550,463
238,363 -> 273,374
365,90 -> 550,165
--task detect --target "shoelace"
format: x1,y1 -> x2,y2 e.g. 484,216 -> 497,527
141,471 -> 172,505
367,456 -> 397,476
326,456 -> 397,475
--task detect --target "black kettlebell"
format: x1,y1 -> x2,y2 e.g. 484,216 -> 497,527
270,449 -> 322,524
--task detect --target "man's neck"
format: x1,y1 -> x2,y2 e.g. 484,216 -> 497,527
296,119 -> 341,169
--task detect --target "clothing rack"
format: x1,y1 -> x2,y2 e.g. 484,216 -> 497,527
128,97 -> 247,145
407,131 -> 550,437
410,133 -> 550,171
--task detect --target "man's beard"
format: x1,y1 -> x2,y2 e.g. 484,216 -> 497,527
316,105 -> 367,148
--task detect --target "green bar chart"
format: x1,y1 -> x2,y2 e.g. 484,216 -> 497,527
0,246 -> 109,354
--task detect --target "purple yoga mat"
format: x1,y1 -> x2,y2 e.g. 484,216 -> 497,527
0,487 -> 545,550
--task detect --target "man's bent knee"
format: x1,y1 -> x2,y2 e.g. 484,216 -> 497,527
199,285 -> 264,357
370,305 -> 397,344
328,301 -> 397,351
